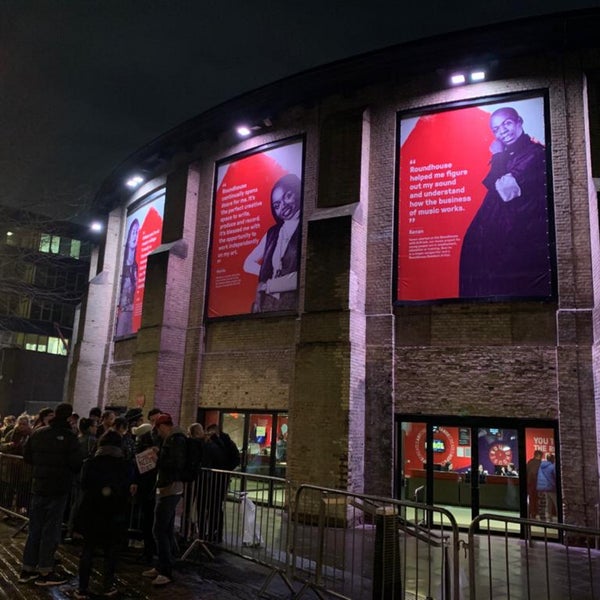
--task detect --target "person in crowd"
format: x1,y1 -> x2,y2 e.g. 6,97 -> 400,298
73,430 -> 132,599
477,464 -> 488,483
243,173 -> 302,313
189,423 -> 204,440
200,424 -> 238,543
115,218 -> 140,336
88,407 -> 102,425
0,414 -> 32,513
32,407 -> 54,430
18,403 -> 83,586
142,414 -> 186,586
65,418 -> 98,542
68,413 -> 80,435
113,416 -> 135,461
537,453 -> 557,522
187,423 -> 205,537
526,450 -> 543,519
460,106 -> 549,298
96,410 -> 116,438
130,420 -> 157,565
1,414 -> 32,455
1,415 -> 16,440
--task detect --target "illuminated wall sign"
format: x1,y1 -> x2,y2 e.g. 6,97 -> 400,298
396,92 -> 553,302
115,188 -> 165,337
207,137 -> 304,318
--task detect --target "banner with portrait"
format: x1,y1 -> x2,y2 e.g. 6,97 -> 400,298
396,93 -> 553,302
207,138 -> 304,318
115,188 -> 165,337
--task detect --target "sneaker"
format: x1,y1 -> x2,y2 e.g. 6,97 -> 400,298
34,570 -> 69,586
103,586 -> 119,597
17,570 -> 38,583
73,590 -> 90,600
151,574 -> 172,586
142,567 -> 159,578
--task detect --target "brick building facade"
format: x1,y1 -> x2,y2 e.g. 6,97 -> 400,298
68,11 -> 600,527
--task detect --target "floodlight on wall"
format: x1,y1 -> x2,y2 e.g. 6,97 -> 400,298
90,222 -> 103,233
470,71 -> 486,82
236,125 -> 252,137
235,118 -> 273,138
126,175 -> 144,189
450,74 -> 466,85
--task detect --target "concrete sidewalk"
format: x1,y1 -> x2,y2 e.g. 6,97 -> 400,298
0,519 -> 296,599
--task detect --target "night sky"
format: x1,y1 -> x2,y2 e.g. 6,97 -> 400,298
1,1 -> 599,222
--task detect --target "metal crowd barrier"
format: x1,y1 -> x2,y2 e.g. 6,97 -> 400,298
289,485 -> 460,600
177,467 -> 294,596
3,452 -> 600,600
468,513 -> 600,600
0,452 -> 32,536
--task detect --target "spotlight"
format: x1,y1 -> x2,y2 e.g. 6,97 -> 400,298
236,125 -> 252,137
450,74 -> 466,85
90,222 -> 103,232
126,175 -> 144,189
470,71 -> 486,82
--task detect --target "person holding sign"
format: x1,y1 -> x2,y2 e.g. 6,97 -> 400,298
459,106 -> 549,299
243,174 -> 301,313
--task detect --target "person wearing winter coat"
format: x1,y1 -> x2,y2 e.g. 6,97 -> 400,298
536,454 -> 557,521
73,430 -> 132,599
18,403 -> 83,587
142,414 -> 186,587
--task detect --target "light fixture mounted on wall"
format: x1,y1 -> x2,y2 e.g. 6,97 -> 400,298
235,117 -> 273,138
125,175 -> 144,189
449,70 -> 486,86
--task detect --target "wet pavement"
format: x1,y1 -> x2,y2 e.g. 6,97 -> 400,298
0,519 -> 296,599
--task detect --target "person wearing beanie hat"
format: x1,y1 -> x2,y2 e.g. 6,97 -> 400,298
130,411 -> 162,566
73,429 -> 131,598
18,403 -> 83,587
141,413 -> 186,586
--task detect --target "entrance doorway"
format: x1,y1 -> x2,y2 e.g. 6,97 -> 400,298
398,415 -> 559,533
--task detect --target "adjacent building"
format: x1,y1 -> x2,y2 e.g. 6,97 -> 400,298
0,208 -> 92,416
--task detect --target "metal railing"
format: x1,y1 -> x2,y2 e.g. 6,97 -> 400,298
0,452 -> 32,536
468,513 -> 600,600
3,452 -> 600,600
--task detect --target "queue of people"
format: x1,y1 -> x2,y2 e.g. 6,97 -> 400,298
0,403 -> 240,596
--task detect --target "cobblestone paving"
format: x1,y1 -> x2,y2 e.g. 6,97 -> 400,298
0,520 -> 293,599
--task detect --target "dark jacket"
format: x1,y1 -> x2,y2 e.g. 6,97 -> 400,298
156,428 -> 187,488
23,418 -> 83,496
75,446 -> 131,542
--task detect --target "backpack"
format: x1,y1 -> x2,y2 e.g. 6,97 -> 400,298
181,436 -> 203,482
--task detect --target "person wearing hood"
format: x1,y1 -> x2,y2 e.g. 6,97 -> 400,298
18,403 -> 84,587
536,453 -> 557,522
73,429 -> 132,599
142,413 -> 186,587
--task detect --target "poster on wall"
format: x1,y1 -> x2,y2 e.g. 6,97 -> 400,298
396,93 -> 553,302
114,188 -> 165,337
207,137 -> 304,318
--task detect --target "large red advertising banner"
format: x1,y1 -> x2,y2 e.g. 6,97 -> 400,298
207,139 -> 304,318
397,94 -> 552,302
115,189 -> 165,337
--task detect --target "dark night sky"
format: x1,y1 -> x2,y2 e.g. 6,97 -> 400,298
2,1 -> 599,222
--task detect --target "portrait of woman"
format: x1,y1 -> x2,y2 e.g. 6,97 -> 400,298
243,174 -> 301,313
115,218 -> 140,336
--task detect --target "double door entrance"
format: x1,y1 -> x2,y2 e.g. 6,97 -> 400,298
398,415 -> 560,529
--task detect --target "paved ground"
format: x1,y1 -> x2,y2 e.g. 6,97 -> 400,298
0,519 -> 297,599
